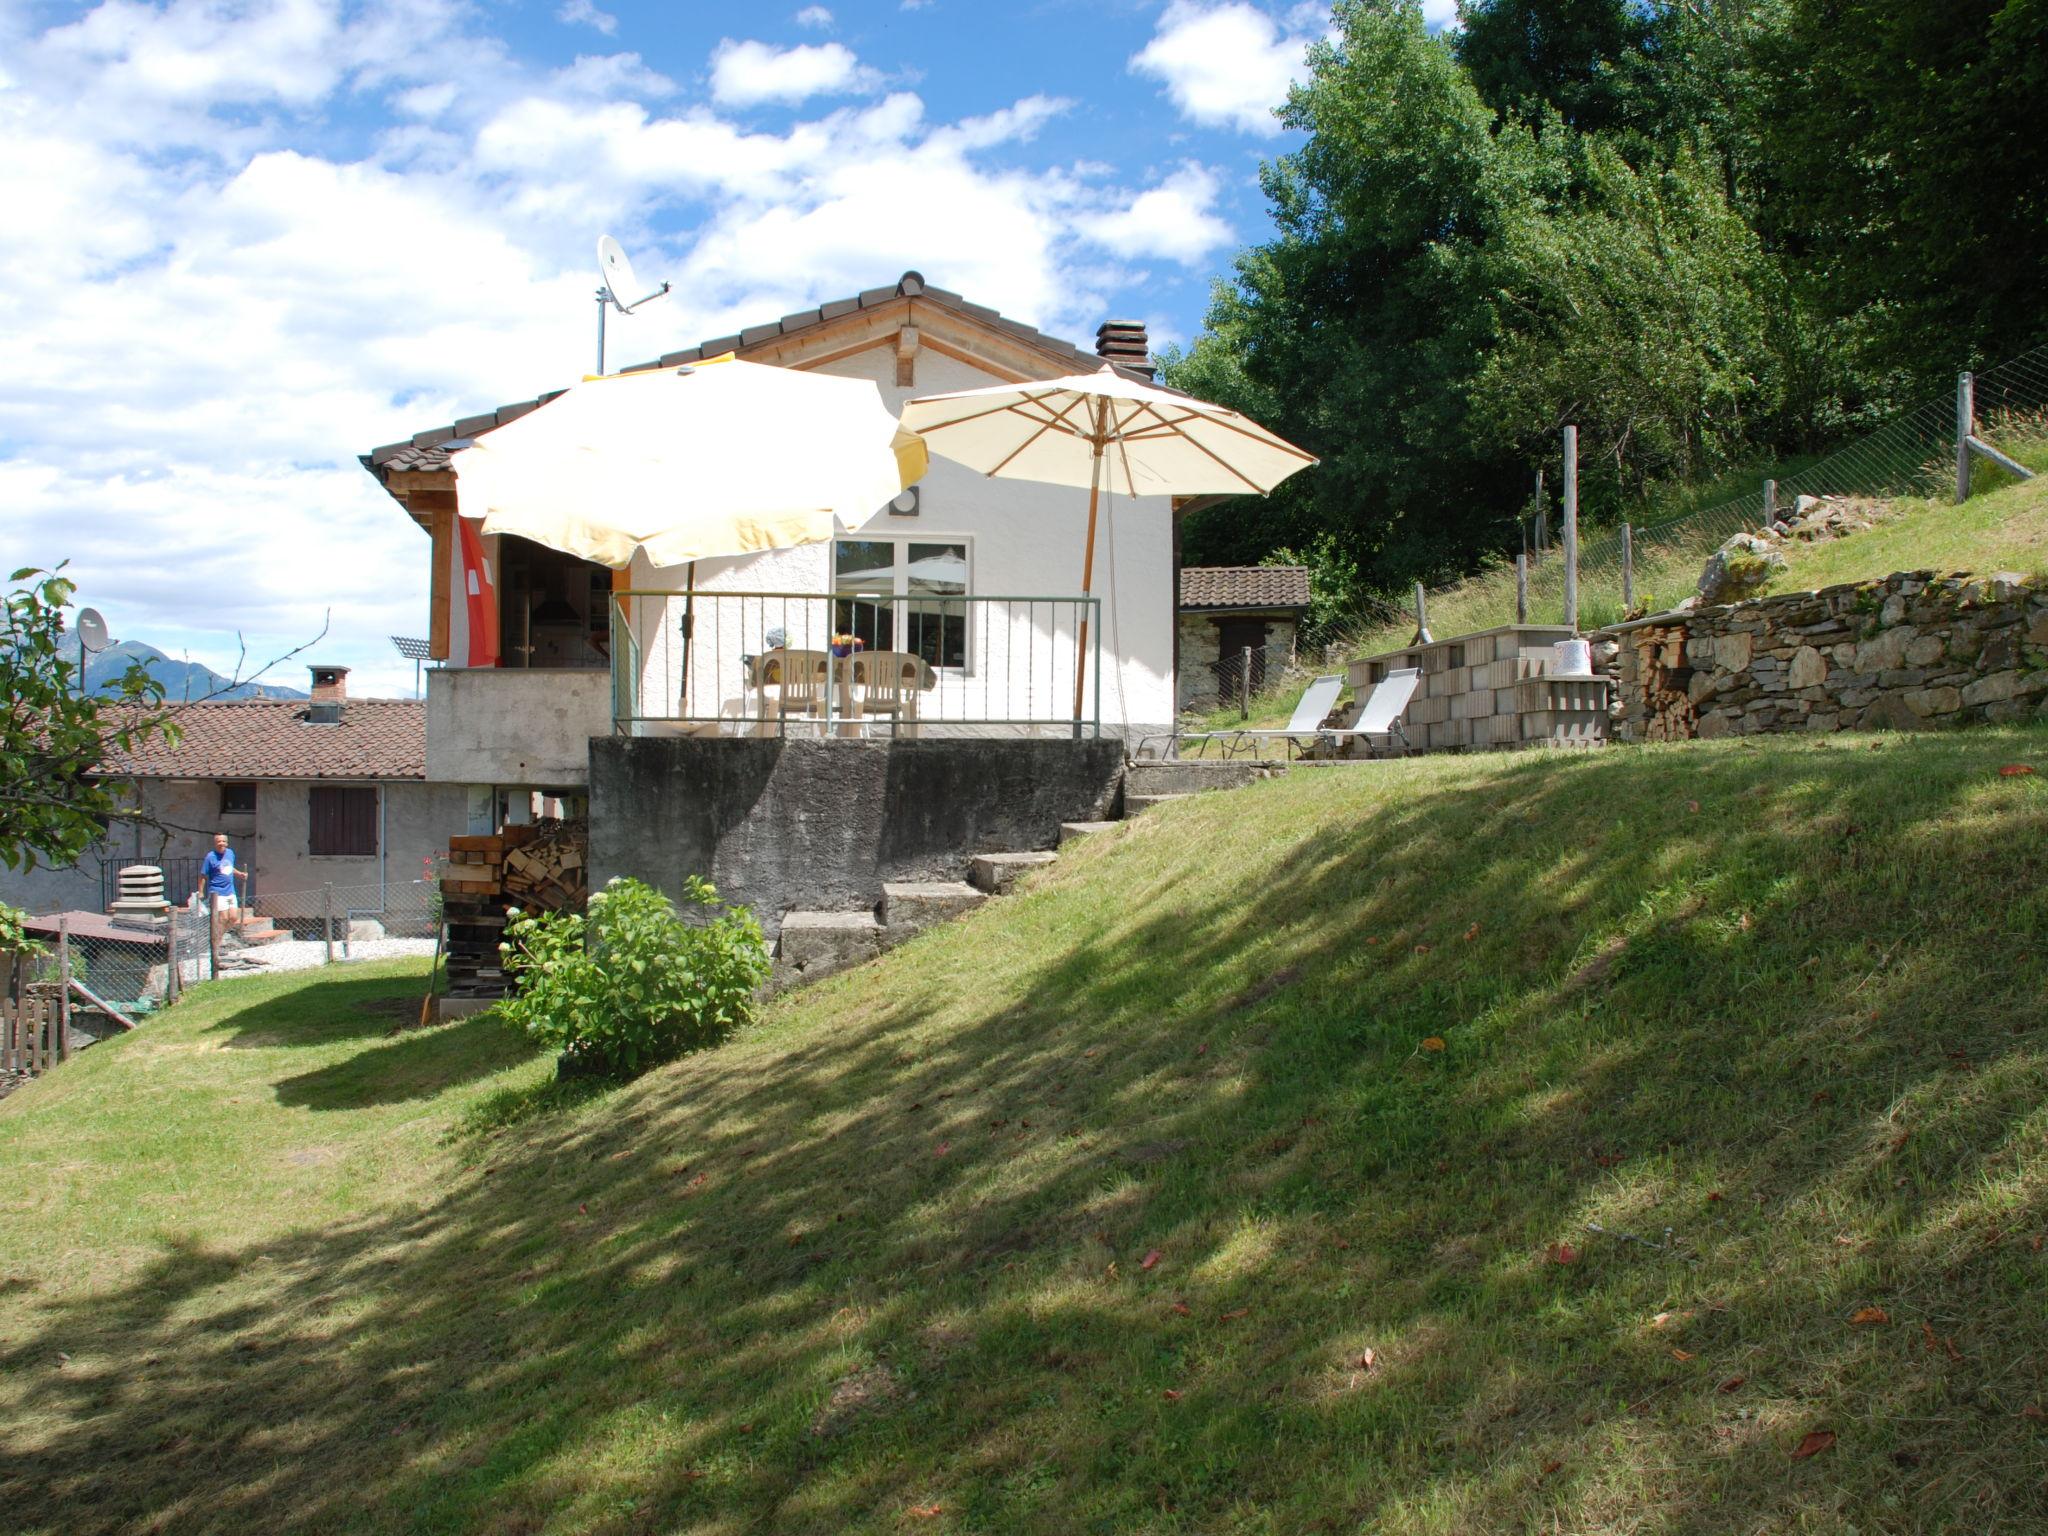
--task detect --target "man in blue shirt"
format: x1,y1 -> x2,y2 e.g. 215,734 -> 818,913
196,832 -> 248,918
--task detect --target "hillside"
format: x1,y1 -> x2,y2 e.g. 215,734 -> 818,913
2,731 -> 2044,1533
85,639 -> 307,701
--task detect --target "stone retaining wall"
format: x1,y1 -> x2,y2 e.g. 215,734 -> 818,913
1606,570 -> 2048,740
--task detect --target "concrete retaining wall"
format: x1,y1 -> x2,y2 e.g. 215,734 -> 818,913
1607,570 -> 2048,740
589,737 -> 1124,935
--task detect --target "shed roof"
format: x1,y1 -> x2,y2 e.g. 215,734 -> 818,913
99,700 -> 425,781
1180,566 -> 1312,612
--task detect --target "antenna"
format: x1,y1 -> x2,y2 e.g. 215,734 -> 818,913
594,235 -> 672,376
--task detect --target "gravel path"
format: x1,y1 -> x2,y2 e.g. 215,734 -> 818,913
213,937 -> 440,976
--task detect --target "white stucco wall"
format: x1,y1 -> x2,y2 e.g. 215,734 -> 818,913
618,347 -> 1178,741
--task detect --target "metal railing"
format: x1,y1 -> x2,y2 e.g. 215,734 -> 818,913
609,590 -> 1104,737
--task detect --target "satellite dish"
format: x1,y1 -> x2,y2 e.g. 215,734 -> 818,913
76,608 -> 110,653
593,235 -> 673,377
597,235 -> 671,314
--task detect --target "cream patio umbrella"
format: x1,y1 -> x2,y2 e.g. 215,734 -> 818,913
455,355 -> 928,569
899,364 -> 1315,721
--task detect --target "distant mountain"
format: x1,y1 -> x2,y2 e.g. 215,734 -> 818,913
85,641 -> 307,702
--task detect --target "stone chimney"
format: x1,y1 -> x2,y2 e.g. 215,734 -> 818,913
1095,320 -> 1152,379
308,665 -> 348,723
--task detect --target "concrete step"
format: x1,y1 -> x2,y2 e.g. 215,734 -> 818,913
1123,792 -> 1193,816
880,881 -> 987,945
1123,759 -> 1272,797
772,910 -> 884,991
1059,820 -> 1118,845
968,850 -> 1059,895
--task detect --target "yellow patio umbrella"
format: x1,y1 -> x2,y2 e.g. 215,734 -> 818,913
455,355 -> 928,569
901,364 -> 1314,720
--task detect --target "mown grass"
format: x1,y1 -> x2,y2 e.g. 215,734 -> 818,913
3,730 -> 2046,1534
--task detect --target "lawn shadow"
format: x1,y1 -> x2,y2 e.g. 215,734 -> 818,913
0,731 -> 2043,1534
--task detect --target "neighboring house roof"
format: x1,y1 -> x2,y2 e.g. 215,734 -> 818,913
98,700 -> 426,781
361,271 -> 1134,486
1180,566 -> 1312,612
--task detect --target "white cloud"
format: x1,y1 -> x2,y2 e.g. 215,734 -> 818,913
1129,1 -> 1316,136
557,0 -> 618,36
1077,163 -> 1234,265
794,5 -> 834,28
1423,0 -> 1460,29
0,0 -> 1248,695
709,38 -> 880,107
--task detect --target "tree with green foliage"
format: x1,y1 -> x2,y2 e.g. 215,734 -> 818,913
1166,0 -> 1541,592
2,567 -> 175,881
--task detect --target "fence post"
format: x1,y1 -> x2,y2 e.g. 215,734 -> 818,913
1515,552 -> 1529,625
56,917 -> 71,1064
1956,371 -> 1974,503
207,894 -> 219,982
165,914 -> 180,1003
323,884 -> 334,965
1534,468 -> 1547,551
1763,479 -> 1777,528
1562,425 -> 1580,632
1240,646 -> 1252,721
1411,581 -> 1432,645
1621,523 -> 1635,613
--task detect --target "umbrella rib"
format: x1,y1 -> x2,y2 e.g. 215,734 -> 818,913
1126,401 -> 1268,493
983,395 -> 1095,478
907,387 -> 1077,435
1133,399 -> 1319,462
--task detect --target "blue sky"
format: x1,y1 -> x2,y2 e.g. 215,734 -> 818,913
1,0 -> 1452,694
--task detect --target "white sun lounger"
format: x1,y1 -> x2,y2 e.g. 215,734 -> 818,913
1139,668 -> 1418,761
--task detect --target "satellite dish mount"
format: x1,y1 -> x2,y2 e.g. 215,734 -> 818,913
594,235 -> 671,377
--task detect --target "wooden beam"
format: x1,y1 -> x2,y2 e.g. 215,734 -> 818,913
428,507 -> 453,661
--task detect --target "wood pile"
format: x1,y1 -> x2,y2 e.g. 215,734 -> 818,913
1623,624 -> 1698,741
438,819 -> 589,1001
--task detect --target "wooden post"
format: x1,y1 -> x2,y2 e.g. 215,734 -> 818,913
165,914 -> 180,1003
56,917 -> 71,1063
1621,523 -> 1635,613
1562,425 -> 1580,632
1411,581 -> 1432,645
207,894 -> 219,982
1534,468 -> 1547,551
1240,645 -> 1252,720
1956,371 -> 1974,504
323,884 -> 334,965
1763,479 -> 1778,527
1515,552 -> 1529,625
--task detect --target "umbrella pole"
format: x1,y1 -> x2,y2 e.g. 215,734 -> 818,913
1071,425 -> 1105,727
680,561 -> 696,716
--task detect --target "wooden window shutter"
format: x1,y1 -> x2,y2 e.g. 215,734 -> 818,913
309,786 -> 378,856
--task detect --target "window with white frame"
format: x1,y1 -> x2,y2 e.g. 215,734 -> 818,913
832,537 -> 971,669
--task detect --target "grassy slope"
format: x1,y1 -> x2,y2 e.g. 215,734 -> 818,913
1766,465 -> 2048,596
3,732 -> 2047,1535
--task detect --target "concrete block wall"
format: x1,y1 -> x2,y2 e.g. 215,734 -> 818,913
1350,624 -> 1610,752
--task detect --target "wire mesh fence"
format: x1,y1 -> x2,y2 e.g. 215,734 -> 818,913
1181,639 -> 1315,718
1343,346 -> 2048,658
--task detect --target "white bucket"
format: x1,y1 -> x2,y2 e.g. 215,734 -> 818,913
1554,638 -> 1593,676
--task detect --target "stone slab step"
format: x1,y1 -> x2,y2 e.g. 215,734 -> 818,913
1123,759 -> 1271,797
773,910 -> 884,991
968,850 -> 1059,895
1059,820 -> 1118,845
229,921 -> 289,946
880,881 -> 987,945
1123,793 -> 1193,815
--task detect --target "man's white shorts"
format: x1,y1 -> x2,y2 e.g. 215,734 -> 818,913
200,892 -> 239,911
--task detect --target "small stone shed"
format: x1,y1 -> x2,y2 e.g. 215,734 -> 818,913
1178,566 -> 1310,711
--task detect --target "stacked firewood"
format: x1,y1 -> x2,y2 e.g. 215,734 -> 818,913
437,819 -> 589,1001
1622,624 -> 1698,741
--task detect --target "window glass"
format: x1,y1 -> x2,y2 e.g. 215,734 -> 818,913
219,781 -> 257,816
830,537 -> 970,667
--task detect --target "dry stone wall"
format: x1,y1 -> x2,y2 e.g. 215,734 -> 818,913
1608,570 -> 2048,740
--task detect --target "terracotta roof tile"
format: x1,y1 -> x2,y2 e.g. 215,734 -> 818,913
1180,566 -> 1312,611
100,700 -> 425,781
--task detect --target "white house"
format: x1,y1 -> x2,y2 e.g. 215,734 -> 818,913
362,273 -> 1182,798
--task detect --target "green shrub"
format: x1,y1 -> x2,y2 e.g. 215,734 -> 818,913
497,876 -> 770,1077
